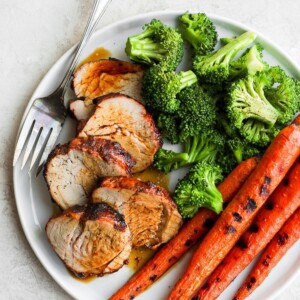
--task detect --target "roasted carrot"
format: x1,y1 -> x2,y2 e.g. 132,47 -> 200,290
234,206 -> 300,300
168,122 -> 300,300
196,157 -> 300,300
109,157 -> 259,300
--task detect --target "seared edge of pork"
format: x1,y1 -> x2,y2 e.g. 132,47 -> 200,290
46,203 -> 132,278
44,137 -> 135,210
78,93 -> 162,173
92,177 -> 182,249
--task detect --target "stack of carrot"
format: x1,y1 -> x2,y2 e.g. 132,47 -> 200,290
110,116 -> 300,300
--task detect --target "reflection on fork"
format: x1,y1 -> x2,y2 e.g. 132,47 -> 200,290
13,0 -> 112,175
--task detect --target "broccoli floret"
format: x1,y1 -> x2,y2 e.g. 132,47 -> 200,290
125,19 -> 184,70
229,44 -> 269,79
178,12 -> 217,54
176,84 -> 218,138
153,149 -> 189,173
142,64 -> 197,113
154,129 -> 225,173
157,113 -> 180,144
193,31 -> 257,84
219,114 -> 262,163
174,162 -> 224,218
227,73 -> 279,146
265,66 -> 299,124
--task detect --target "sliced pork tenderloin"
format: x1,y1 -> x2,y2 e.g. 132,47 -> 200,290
46,203 -> 132,278
91,177 -> 182,249
44,137 -> 134,210
78,94 -> 162,173
71,59 -> 144,121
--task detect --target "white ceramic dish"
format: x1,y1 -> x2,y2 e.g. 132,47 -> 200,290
13,11 -> 300,300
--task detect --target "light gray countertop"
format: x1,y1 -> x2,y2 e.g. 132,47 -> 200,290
1,0 -> 300,299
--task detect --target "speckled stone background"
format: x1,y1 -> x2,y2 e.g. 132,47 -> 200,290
1,0 -> 300,299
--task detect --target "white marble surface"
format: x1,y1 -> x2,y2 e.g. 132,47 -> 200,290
1,0 -> 300,299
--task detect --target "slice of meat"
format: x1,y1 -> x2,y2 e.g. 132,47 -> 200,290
78,94 -> 162,173
46,203 -> 132,278
44,137 -> 135,210
91,177 -> 182,249
72,59 -> 144,117
69,99 -> 95,121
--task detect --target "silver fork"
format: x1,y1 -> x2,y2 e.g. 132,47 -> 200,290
13,0 -> 112,175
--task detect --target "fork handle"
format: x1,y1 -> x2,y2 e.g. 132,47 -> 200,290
57,0 -> 112,99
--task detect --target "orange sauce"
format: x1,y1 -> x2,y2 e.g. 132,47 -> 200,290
77,47 -> 111,69
133,167 -> 170,191
67,269 -> 96,283
127,247 -> 156,271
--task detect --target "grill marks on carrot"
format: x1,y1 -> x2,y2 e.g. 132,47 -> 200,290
244,197 -> 257,212
168,123 -> 300,300
108,157 -> 259,300
193,153 -> 300,300
234,208 -> 300,299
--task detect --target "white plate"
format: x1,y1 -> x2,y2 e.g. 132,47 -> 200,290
13,11 -> 300,300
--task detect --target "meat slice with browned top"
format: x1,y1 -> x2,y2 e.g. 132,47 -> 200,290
91,177 -> 182,249
44,137 -> 134,210
71,59 -> 144,121
78,94 -> 162,173
46,203 -> 132,278
73,59 -> 144,101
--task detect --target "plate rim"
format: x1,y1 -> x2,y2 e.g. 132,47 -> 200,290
13,10 -> 300,300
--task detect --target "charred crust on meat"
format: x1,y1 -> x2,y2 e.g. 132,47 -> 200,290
248,223 -> 259,233
84,203 -> 127,231
233,212 -> 242,222
203,218 -> 215,229
277,232 -> 289,246
149,275 -> 157,282
244,197 -> 257,212
224,225 -> 236,234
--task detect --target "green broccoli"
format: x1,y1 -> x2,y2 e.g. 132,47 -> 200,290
154,129 -> 225,173
157,113 -> 180,144
125,19 -> 184,70
265,66 -> 299,124
193,31 -> 257,84
153,149 -> 189,173
177,84 -> 218,139
229,44 -> 269,79
174,162 -> 224,218
227,73 -> 279,146
178,12 -> 217,54
142,64 -> 197,113
219,114 -> 262,164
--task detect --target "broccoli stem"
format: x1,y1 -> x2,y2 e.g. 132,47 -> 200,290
178,70 -> 198,90
205,32 -> 257,67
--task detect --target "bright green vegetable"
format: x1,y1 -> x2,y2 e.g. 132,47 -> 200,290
142,64 -> 197,113
193,31 -> 257,84
173,162 -> 224,218
178,12 -> 217,54
229,44 -> 268,79
125,19 -> 184,70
